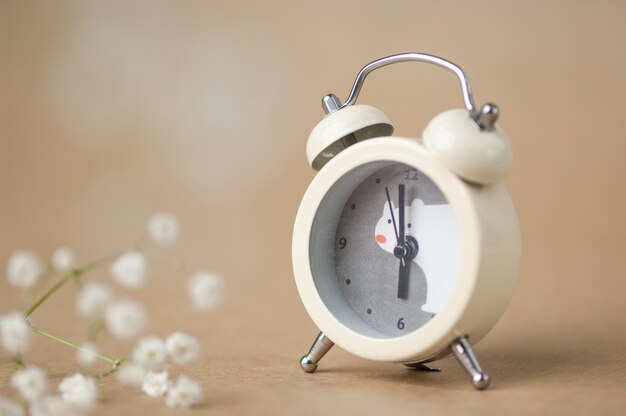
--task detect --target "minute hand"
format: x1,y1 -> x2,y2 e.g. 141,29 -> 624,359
384,187 -> 400,244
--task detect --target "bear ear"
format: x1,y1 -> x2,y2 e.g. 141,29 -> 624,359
382,201 -> 393,215
410,198 -> 424,208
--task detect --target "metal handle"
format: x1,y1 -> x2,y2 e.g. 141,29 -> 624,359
324,52 -> 499,130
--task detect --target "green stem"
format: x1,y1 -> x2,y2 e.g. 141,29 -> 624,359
72,271 -> 83,289
93,362 -> 125,381
22,250 -> 126,319
28,323 -> 124,367
32,266 -> 58,296
23,271 -> 78,318
12,352 -> 25,369
76,250 -> 126,275
87,318 -> 104,341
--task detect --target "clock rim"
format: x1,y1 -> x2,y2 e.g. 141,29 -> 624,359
293,136 -> 505,362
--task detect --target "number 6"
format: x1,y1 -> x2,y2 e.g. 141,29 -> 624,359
397,318 -> 405,330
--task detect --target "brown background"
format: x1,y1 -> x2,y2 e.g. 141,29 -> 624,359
1,1 -> 625,415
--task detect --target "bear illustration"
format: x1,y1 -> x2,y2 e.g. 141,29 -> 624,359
374,198 -> 461,314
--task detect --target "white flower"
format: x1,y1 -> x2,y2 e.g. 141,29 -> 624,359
6,251 -> 43,289
58,374 -> 97,406
188,272 -> 224,311
76,342 -> 99,367
165,332 -> 200,365
10,365 -> 47,402
147,212 -> 179,245
0,312 -> 31,354
104,299 -> 146,339
76,282 -> 113,319
51,247 -> 76,272
0,396 -> 24,416
132,336 -> 166,369
116,361 -> 147,387
30,395 -> 85,416
110,251 -> 148,288
165,375 -> 202,409
141,371 -> 169,397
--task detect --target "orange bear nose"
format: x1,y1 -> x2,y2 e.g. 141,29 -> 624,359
375,234 -> 386,244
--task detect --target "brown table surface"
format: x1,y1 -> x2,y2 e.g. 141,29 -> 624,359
2,1 -> 625,414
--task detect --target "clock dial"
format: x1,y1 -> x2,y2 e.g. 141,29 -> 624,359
334,163 -> 461,336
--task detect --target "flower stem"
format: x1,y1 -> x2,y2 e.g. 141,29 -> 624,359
32,266 -> 58,296
23,270 -> 78,318
76,250 -> 125,275
27,322 -> 125,367
93,362 -> 125,381
87,318 -> 104,341
12,352 -> 25,369
22,250 -> 125,319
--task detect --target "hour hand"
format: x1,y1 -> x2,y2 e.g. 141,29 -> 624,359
397,258 -> 409,299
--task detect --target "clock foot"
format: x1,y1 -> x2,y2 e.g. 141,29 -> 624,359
300,332 -> 334,373
450,335 -> 491,390
403,362 -> 441,372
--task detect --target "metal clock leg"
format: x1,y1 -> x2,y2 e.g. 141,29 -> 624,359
300,332 -> 334,373
450,335 -> 491,390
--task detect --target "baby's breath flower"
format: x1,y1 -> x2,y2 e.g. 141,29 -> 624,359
141,371 -> 169,397
132,336 -> 166,369
188,272 -> 224,311
75,342 -> 99,367
0,311 -> 32,354
51,247 -> 76,272
76,282 -> 113,319
104,299 -> 146,339
165,375 -> 202,409
10,365 -> 48,402
6,250 -> 43,289
165,332 -> 200,365
58,374 -> 98,406
30,395 -> 84,416
116,361 -> 147,387
147,212 -> 179,245
0,395 -> 24,416
110,251 -> 148,288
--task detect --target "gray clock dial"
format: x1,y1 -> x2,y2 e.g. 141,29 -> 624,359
333,163 -> 461,336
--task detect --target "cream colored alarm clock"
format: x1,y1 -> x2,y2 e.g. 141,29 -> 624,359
292,53 -> 521,390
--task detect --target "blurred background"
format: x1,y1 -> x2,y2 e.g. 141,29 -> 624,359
1,1 -> 625,414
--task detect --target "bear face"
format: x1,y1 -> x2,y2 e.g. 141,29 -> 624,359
373,198 -> 461,314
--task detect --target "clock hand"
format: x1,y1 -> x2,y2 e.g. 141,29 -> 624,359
398,257 -> 409,299
384,187 -> 400,243
399,183 -> 405,245
397,183 -> 409,299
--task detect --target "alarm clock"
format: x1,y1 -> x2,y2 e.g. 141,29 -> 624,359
292,53 -> 521,390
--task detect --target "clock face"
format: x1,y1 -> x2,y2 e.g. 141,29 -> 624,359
333,163 -> 461,337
